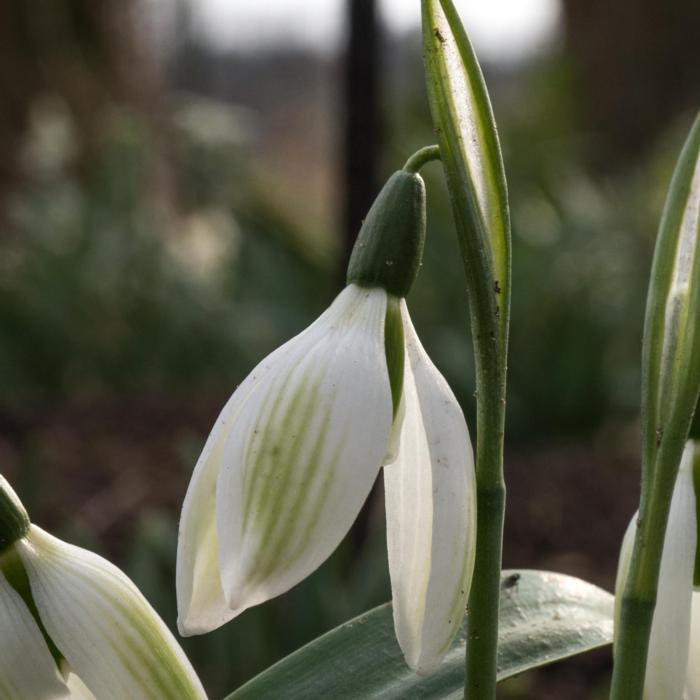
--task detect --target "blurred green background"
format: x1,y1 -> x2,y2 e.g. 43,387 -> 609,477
1,1 -> 698,698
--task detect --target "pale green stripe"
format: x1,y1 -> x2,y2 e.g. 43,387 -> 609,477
30,548 -> 201,699
250,402 -> 335,582
241,371 -> 296,531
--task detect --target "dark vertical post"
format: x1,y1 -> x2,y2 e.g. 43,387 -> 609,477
342,0 -> 382,553
342,0 -> 382,273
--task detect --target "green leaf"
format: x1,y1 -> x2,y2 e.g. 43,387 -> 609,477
611,113 -> 700,700
642,112 -> 700,481
421,0 -> 510,345
225,570 -> 614,699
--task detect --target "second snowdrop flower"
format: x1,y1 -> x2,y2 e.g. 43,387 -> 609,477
0,474 -> 206,700
177,165 -> 476,673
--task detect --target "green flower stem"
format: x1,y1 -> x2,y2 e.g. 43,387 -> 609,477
465,322 -> 507,700
403,145 -> 441,174
611,478 -> 665,700
440,120 -> 509,695
610,438 -> 685,700
611,588 -> 654,700
467,481 -> 505,697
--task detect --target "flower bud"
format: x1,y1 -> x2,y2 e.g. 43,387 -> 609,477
346,170 -> 426,298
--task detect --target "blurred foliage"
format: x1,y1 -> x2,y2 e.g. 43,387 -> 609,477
0,97 -> 330,407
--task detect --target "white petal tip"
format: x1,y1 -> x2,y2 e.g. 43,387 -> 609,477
404,653 -> 441,677
177,606 -> 242,637
177,619 -> 198,638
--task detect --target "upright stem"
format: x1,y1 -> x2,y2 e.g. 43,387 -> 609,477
464,333 -> 507,699
610,597 -> 656,699
609,435 -> 685,699
609,502 -> 670,699
446,135 -> 509,699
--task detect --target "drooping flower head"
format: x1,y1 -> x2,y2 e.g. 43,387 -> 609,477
0,474 -> 207,700
177,166 -> 476,673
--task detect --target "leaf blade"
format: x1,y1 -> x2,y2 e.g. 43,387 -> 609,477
225,570 -> 614,700
642,111 -> 700,475
421,0 -> 510,342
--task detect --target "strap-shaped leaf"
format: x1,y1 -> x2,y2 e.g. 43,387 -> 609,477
421,0 -> 510,345
642,112 -> 700,479
225,570 -> 614,699
611,112 -> 700,700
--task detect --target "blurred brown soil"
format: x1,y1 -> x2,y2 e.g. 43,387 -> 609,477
0,390 -> 224,550
500,431 -> 641,699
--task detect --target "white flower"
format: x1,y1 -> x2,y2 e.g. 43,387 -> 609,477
177,282 -> 476,674
615,442 -> 699,699
0,475 -> 207,700
688,593 -> 700,699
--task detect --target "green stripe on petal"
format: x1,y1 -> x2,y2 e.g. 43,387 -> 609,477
215,284 -> 394,615
178,388 -> 255,636
177,328 -> 301,635
383,302 -> 476,675
0,569 -> 69,699
18,526 -> 207,700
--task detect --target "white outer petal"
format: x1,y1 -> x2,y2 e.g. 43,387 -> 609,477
18,526 -> 207,700
216,284 -> 393,615
177,338 -> 286,635
0,569 -> 69,700
615,443 -> 697,700
686,592 -> 700,700
65,674 -> 96,699
384,303 -> 476,674
177,284 -> 378,633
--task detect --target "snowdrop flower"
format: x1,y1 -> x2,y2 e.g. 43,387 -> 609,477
615,441 -> 699,699
177,168 -> 476,673
0,474 -> 206,700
